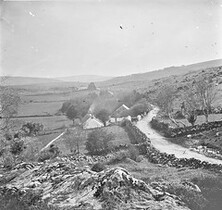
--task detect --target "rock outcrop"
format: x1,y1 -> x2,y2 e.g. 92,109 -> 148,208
0,159 -> 189,210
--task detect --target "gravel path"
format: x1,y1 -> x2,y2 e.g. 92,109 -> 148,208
40,129 -> 67,152
136,107 -> 222,165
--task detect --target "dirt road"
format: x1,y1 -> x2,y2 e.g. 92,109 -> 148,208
136,107 -> 222,165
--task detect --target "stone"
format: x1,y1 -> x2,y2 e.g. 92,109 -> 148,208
0,160 -> 190,210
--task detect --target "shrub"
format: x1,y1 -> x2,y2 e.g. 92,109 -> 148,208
2,152 -> 15,169
38,150 -> 52,162
85,130 -> 114,155
107,151 -> 128,165
21,144 -> 39,162
10,140 -> 25,156
91,163 -> 106,172
38,145 -> 60,162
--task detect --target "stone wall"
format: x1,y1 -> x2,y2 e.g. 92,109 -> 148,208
124,119 -> 222,173
150,118 -> 222,138
124,120 -> 151,144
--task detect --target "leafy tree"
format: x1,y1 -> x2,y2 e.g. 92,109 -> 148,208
119,90 -> 143,107
85,130 -> 114,155
125,101 -> 149,117
96,109 -> 110,126
61,93 -> 98,121
66,105 -> 79,124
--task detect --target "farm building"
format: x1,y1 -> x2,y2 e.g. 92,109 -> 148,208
110,104 -> 130,123
112,104 -> 129,117
82,115 -> 104,129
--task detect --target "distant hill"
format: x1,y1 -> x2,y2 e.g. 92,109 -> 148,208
0,75 -> 111,86
57,75 -> 113,83
99,59 -> 222,87
0,76 -> 60,86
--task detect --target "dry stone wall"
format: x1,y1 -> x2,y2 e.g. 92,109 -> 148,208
151,118 -> 222,138
124,120 -> 222,173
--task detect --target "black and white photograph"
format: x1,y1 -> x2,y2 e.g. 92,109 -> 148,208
0,0 -> 222,209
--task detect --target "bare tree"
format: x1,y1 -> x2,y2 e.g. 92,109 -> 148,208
156,85 -> 185,127
194,77 -> 217,122
181,84 -> 199,126
181,76 -> 217,125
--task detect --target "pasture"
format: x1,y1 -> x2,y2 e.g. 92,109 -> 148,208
12,115 -> 72,132
17,102 -> 63,116
56,125 -> 131,155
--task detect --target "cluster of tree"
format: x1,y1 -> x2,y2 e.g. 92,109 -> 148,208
94,91 -> 149,121
118,90 -> 143,107
124,99 -> 150,117
156,76 -> 218,126
21,122 -> 44,136
85,130 -> 114,155
95,109 -> 110,126
60,93 -> 98,124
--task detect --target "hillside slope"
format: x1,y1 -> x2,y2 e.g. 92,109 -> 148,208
99,59 -> 222,87
0,76 -> 60,86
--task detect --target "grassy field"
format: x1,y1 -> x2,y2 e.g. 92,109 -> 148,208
12,115 -> 72,159
12,115 -> 72,132
20,89 -> 99,102
55,125 -> 131,155
17,102 -> 63,116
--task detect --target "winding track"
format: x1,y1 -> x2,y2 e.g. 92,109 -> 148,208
136,107 -> 222,165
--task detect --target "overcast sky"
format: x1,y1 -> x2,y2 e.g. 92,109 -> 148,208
1,0 -> 222,77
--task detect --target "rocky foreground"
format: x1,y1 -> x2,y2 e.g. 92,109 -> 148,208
0,158 -> 190,210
